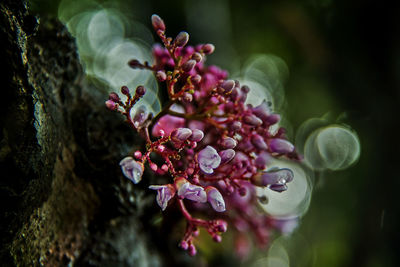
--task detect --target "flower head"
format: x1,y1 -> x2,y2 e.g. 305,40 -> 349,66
149,184 -> 176,211
119,157 -> 144,184
198,146 -> 221,174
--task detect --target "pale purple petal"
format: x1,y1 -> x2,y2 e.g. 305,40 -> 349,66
119,157 -> 144,184
221,137 -> 237,149
251,134 -> 268,150
207,187 -> 226,212
198,146 -> 221,174
149,185 -> 175,211
177,182 -> 207,203
261,168 -> 294,185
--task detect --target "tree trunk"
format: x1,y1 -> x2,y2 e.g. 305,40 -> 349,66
0,1 -> 186,266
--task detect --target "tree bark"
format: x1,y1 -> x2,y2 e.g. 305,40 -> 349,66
0,1 -> 182,266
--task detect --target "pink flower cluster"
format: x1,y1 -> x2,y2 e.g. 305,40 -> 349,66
106,14 -> 300,257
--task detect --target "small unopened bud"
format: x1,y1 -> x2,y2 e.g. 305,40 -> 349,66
105,100 -> 117,110
182,92 -> 193,102
213,235 -> 222,243
121,86 -> 130,95
189,129 -> 204,142
188,244 -> 197,256
180,240 -> 189,250
191,52 -> 202,62
134,151 -> 142,159
221,80 -> 235,93
174,31 -> 189,47
128,59 -> 141,68
268,138 -> 295,154
135,86 -> 146,96
156,70 -> 167,81
151,14 -> 166,32
229,121 -> 242,131
215,219 -> 228,232
238,187 -> 247,196
241,85 -> 250,94
221,137 -> 237,149
251,134 -> 268,150
202,43 -> 215,54
243,115 -> 263,126
150,162 -> 158,172
109,92 -> 120,102
182,59 -> 196,72
191,74 -> 201,84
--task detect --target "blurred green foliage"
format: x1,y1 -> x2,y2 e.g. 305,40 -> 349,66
29,0 -> 400,266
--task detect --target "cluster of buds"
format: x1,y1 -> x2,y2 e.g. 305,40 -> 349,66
107,14 -> 300,257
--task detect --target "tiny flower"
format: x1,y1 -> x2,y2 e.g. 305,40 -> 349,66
105,100 -> 117,110
198,146 -> 221,174
174,31 -> 189,47
149,184 -> 176,211
268,138 -> 295,154
251,134 -> 268,150
182,59 -> 197,72
202,43 -> 215,54
189,129 -> 204,142
188,244 -> 197,256
151,14 -> 166,32
206,186 -> 226,212
221,137 -> 237,149
171,128 -> 192,142
176,179 -> 207,203
219,149 -> 236,164
119,156 -> 144,184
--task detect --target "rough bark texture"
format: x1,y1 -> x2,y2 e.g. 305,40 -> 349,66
0,1 -> 186,266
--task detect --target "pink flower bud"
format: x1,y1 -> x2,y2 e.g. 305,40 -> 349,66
156,70 -> 167,81
134,151 -> 142,159
188,244 -> 197,256
215,219 -> 228,232
174,31 -> 189,47
180,240 -> 189,250
119,157 -> 144,184
182,92 -> 193,102
135,85 -> 146,97
202,43 -> 215,54
108,92 -> 120,102
149,184 -> 176,211
213,235 -> 222,243
150,162 -> 158,172
121,85 -> 130,95
268,138 -> 295,154
182,59 -> 196,72
171,128 -> 192,142
151,14 -> 166,32
105,100 -> 117,110
198,146 -> 221,174
206,186 -> 226,212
